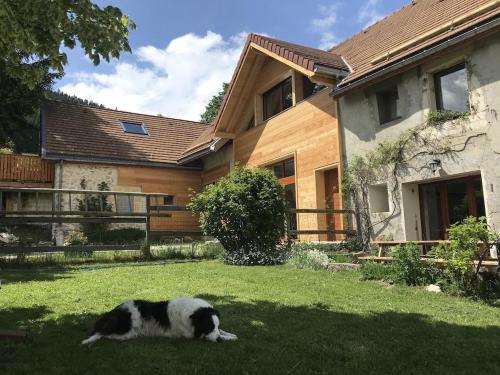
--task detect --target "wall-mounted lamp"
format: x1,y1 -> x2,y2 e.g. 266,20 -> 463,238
429,159 -> 441,174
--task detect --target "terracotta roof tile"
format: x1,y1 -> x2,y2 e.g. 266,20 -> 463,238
331,0 -> 500,88
249,34 -> 347,71
42,101 -> 209,165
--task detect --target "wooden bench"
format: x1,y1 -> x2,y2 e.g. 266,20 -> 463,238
372,240 -> 450,257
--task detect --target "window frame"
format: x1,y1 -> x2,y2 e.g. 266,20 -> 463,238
376,85 -> 400,125
163,195 -> 174,205
266,157 -> 295,186
434,63 -> 469,112
120,121 -> 148,135
263,77 -> 293,120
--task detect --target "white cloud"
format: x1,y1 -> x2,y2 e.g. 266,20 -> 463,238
358,0 -> 384,28
310,4 -> 340,50
59,31 -> 247,121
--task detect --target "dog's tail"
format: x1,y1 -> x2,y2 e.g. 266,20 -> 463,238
81,333 -> 102,345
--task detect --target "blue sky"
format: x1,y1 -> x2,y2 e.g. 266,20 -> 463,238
59,0 -> 408,120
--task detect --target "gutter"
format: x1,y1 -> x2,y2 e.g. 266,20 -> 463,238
313,64 -> 349,80
177,138 -> 226,165
331,15 -> 500,97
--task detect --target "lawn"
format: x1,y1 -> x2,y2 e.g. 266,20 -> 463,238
1,261 -> 499,375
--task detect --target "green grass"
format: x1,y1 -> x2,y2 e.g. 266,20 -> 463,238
0,242 -> 224,268
1,261 -> 499,375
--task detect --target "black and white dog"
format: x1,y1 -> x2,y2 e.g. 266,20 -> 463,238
82,297 -> 237,344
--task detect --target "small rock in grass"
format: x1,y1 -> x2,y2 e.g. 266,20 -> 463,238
425,284 -> 442,293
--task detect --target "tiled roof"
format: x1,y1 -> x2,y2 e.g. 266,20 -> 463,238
42,101 -> 209,166
249,33 -> 347,71
331,0 -> 500,88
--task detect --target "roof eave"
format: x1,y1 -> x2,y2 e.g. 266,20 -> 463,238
43,152 -> 202,170
331,15 -> 500,98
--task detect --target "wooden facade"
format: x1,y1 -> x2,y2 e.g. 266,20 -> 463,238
213,56 -> 344,241
115,165 -> 202,233
0,155 -> 54,186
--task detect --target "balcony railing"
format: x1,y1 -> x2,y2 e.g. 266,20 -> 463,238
0,155 -> 54,184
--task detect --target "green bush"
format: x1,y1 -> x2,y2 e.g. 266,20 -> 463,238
360,262 -> 394,281
188,166 -> 288,265
64,232 -> 88,246
88,228 -> 145,244
433,216 -> 499,299
391,242 -> 433,286
288,249 -> 330,271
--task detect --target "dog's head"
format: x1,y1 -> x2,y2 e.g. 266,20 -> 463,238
190,307 -> 221,342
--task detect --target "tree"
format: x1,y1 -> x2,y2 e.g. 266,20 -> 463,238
0,0 -> 135,149
0,61 -> 54,152
46,90 -> 106,109
0,0 -> 135,88
188,166 -> 289,265
200,82 -> 228,124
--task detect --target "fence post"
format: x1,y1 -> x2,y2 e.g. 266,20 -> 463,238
144,195 -> 152,258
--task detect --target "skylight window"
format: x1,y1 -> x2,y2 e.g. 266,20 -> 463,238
120,121 -> 148,135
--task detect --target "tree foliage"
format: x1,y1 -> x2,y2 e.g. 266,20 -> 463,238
0,0 -> 135,88
0,0 -> 134,150
200,82 -> 228,124
188,166 -> 288,265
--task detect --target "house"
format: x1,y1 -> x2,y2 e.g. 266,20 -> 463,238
329,0 -> 500,240
2,0 -> 499,246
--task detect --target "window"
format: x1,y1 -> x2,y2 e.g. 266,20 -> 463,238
163,195 -> 174,205
120,121 -> 148,135
377,86 -> 400,125
267,158 -> 295,181
263,77 -> 293,120
303,76 -> 325,99
434,63 -> 469,112
116,195 -> 134,213
368,184 -> 390,213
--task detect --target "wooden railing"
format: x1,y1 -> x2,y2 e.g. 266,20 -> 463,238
0,155 -> 54,184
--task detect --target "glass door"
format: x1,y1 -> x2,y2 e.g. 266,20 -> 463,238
420,175 -> 485,240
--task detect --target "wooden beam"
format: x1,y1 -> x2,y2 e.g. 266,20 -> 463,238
214,131 -> 235,139
249,42 -> 314,78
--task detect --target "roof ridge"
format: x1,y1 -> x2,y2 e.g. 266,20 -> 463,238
44,99 -> 208,126
252,33 -> 325,52
328,0 -> 418,53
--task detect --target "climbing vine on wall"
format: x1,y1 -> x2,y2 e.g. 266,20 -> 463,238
343,109 -> 483,248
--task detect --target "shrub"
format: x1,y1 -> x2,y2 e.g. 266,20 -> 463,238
188,166 -> 288,265
76,180 -> 112,241
88,228 -> 145,244
288,249 -> 330,271
391,242 -> 432,286
360,262 -> 394,281
64,232 -> 88,246
433,216 -> 498,299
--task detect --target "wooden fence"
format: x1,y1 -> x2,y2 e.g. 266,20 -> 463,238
0,155 -> 54,183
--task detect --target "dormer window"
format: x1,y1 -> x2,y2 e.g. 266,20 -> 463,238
263,77 -> 293,120
120,121 -> 148,135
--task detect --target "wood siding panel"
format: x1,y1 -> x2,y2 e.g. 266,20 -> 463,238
234,89 -> 341,240
117,166 -> 202,232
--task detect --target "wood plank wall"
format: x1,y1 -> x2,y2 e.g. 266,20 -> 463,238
117,165 -> 202,232
233,88 -> 342,241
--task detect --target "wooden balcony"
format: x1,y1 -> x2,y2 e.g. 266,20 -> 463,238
0,155 -> 54,185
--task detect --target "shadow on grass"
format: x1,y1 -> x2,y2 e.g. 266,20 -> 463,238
1,296 -> 499,375
0,269 -> 72,284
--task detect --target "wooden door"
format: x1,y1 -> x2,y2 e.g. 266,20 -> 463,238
324,169 -> 340,241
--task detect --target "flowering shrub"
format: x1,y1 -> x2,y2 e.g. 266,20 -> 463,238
288,249 -> 330,271
188,166 -> 288,265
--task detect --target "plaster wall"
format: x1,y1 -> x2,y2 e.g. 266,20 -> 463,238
339,33 -> 500,240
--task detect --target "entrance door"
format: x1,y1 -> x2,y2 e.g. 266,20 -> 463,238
420,175 -> 486,240
324,168 -> 341,241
